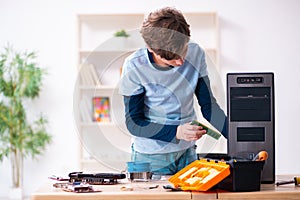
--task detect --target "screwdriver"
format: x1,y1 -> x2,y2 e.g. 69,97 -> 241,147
276,177 -> 300,186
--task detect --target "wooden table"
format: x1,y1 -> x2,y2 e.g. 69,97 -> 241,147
214,184 -> 300,200
31,175 -> 300,200
30,179 -> 215,200
214,175 -> 300,200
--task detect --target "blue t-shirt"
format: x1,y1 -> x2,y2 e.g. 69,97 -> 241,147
119,42 -> 208,153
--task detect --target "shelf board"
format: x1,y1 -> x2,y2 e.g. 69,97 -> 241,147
79,50 -> 133,55
79,48 -> 215,55
80,122 -> 115,127
78,13 -> 144,21
79,85 -> 117,90
80,158 -> 98,164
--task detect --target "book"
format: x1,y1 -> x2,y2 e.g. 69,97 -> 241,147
79,64 -> 100,85
79,64 -> 89,85
79,100 -> 91,122
83,95 -> 93,122
88,64 -> 100,85
84,64 -> 94,85
190,120 -> 222,140
92,97 -> 111,122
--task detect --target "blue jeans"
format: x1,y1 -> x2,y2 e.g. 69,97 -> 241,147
131,145 -> 197,175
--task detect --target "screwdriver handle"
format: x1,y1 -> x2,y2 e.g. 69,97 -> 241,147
252,151 -> 268,161
294,177 -> 300,185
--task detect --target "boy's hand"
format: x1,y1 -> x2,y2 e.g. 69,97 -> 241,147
176,123 -> 206,141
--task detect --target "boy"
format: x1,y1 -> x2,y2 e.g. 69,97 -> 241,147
119,7 -> 227,175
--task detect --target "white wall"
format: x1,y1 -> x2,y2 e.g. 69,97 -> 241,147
0,0 -> 299,198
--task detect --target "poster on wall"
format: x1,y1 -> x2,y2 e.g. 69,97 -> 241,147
92,97 -> 111,122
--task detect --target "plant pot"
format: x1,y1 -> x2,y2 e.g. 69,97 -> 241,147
8,187 -> 23,200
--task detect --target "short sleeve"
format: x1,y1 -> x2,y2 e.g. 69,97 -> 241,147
118,59 -> 144,96
186,42 -> 208,78
199,49 -> 208,77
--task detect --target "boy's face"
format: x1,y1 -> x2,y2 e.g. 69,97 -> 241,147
159,56 -> 185,67
149,43 -> 188,67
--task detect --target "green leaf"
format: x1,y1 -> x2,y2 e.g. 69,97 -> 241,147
114,29 -> 130,37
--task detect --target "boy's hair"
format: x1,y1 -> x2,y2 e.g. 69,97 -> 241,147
140,7 -> 190,60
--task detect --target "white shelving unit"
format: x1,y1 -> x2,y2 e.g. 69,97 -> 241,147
75,12 -> 220,172
184,12 -> 219,65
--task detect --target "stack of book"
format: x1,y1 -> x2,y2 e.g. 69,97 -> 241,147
78,64 -> 111,123
79,64 -> 100,86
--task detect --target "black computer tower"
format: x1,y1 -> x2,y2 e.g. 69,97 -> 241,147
227,72 -> 275,183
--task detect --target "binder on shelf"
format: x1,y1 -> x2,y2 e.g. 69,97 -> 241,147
79,64 -> 89,85
92,97 -> 111,122
79,96 -> 92,122
85,66 -> 94,85
88,64 -> 101,85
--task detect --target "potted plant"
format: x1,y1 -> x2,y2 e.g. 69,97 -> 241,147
114,29 -> 130,38
0,45 -> 52,199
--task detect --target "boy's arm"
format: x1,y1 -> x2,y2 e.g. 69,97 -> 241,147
195,76 -> 228,138
123,91 -> 179,143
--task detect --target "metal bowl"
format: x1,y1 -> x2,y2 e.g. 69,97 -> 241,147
127,172 -> 152,182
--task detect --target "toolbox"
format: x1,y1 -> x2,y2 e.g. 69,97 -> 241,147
218,159 -> 265,191
168,159 -> 230,191
198,153 -> 265,192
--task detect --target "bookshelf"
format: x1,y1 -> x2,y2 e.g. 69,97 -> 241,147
75,12 -> 221,172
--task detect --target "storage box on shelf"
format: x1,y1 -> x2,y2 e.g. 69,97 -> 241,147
76,12 -> 221,172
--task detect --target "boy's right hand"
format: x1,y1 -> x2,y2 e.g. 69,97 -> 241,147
176,123 -> 206,141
